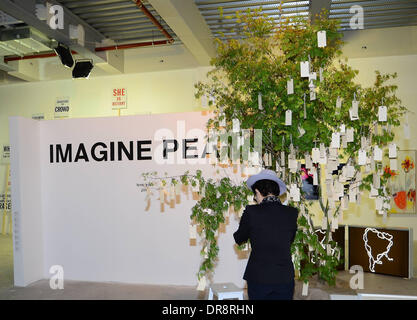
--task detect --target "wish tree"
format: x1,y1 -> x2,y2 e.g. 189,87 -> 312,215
142,8 -> 407,293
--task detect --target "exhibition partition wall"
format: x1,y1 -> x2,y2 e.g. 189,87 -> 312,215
9,112 -> 247,287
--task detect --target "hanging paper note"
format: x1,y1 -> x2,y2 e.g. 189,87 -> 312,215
336,97 -> 342,109
340,124 -> 346,134
300,61 -> 310,77
189,225 -> 197,240
312,148 -> 320,163
331,132 -> 340,149
232,118 -> 240,133
317,30 -> 327,48
258,93 -> 263,110
285,110 -> 292,126
312,167 -> 318,186
310,89 -> 316,101
378,106 -> 387,122
388,143 -> 397,158
319,67 -> 323,82
346,127 -> 354,142
373,146 -> 382,161
375,196 -> 383,211
350,100 -> 359,120
287,79 -> 294,95
197,276 -> 206,291
358,149 -> 367,165
302,282 -> 309,296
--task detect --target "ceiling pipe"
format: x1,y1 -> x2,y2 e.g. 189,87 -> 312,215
4,50 -> 78,62
95,39 -> 170,52
133,0 -> 174,44
4,39 -> 171,62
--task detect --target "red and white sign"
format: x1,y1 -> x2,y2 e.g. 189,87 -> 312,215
111,88 -> 127,110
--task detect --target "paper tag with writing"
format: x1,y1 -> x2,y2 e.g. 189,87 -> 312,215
373,146 -> 382,161
197,276 -> 206,291
336,96 -> 342,109
378,106 -> 387,122
302,282 -> 309,296
331,132 -> 340,149
300,61 -> 310,77
350,100 -> 359,120
189,225 -> 197,240
317,30 -> 327,47
312,148 -> 320,163
388,143 -> 397,158
346,127 -> 354,142
287,79 -> 294,95
312,167 -> 318,186
310,89 -> 316,101
285,110 -> 292,126
358,149 -> 367,165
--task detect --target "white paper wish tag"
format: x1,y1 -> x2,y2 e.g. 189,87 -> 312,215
312,148 -> 320,163
331,132 -> 340,149
378,106 -> 387,122
300,61 -> 310,77
388,143 -> 397,158
197,276 -> 206,291
290,184 -> 300,202
312,167 -> 318,186
358,149 -> 367,165
336,97 -> 342,110
287,79 -> 294,95
285,110 -> 292,126
189,225 -> 197,240
317,30 -> 327,48
373,146 -> 382,161
346,127 -> 354,143
302,282 -> 309,296
349,100 -> 359,120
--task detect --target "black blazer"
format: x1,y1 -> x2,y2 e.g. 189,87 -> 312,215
233,202 -> 298,284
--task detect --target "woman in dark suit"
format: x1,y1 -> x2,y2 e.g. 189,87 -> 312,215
234,169 -> 298,300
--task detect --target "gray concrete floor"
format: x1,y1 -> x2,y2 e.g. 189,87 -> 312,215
1,234 -> 417,299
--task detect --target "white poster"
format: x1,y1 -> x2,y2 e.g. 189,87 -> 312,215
111,88 -> 128,110
54,97 -> 71,119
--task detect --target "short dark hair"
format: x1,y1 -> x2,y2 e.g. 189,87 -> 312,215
251,179 -> 280,197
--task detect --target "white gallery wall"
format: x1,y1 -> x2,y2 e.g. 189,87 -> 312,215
10,111 -> 248,287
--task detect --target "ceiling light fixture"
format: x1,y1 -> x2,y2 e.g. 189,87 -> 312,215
72,59 -> 93,79
54,42 -> 74,68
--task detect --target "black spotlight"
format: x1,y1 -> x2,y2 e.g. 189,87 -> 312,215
72,59 -> 94,79
54,43 -> 74,68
